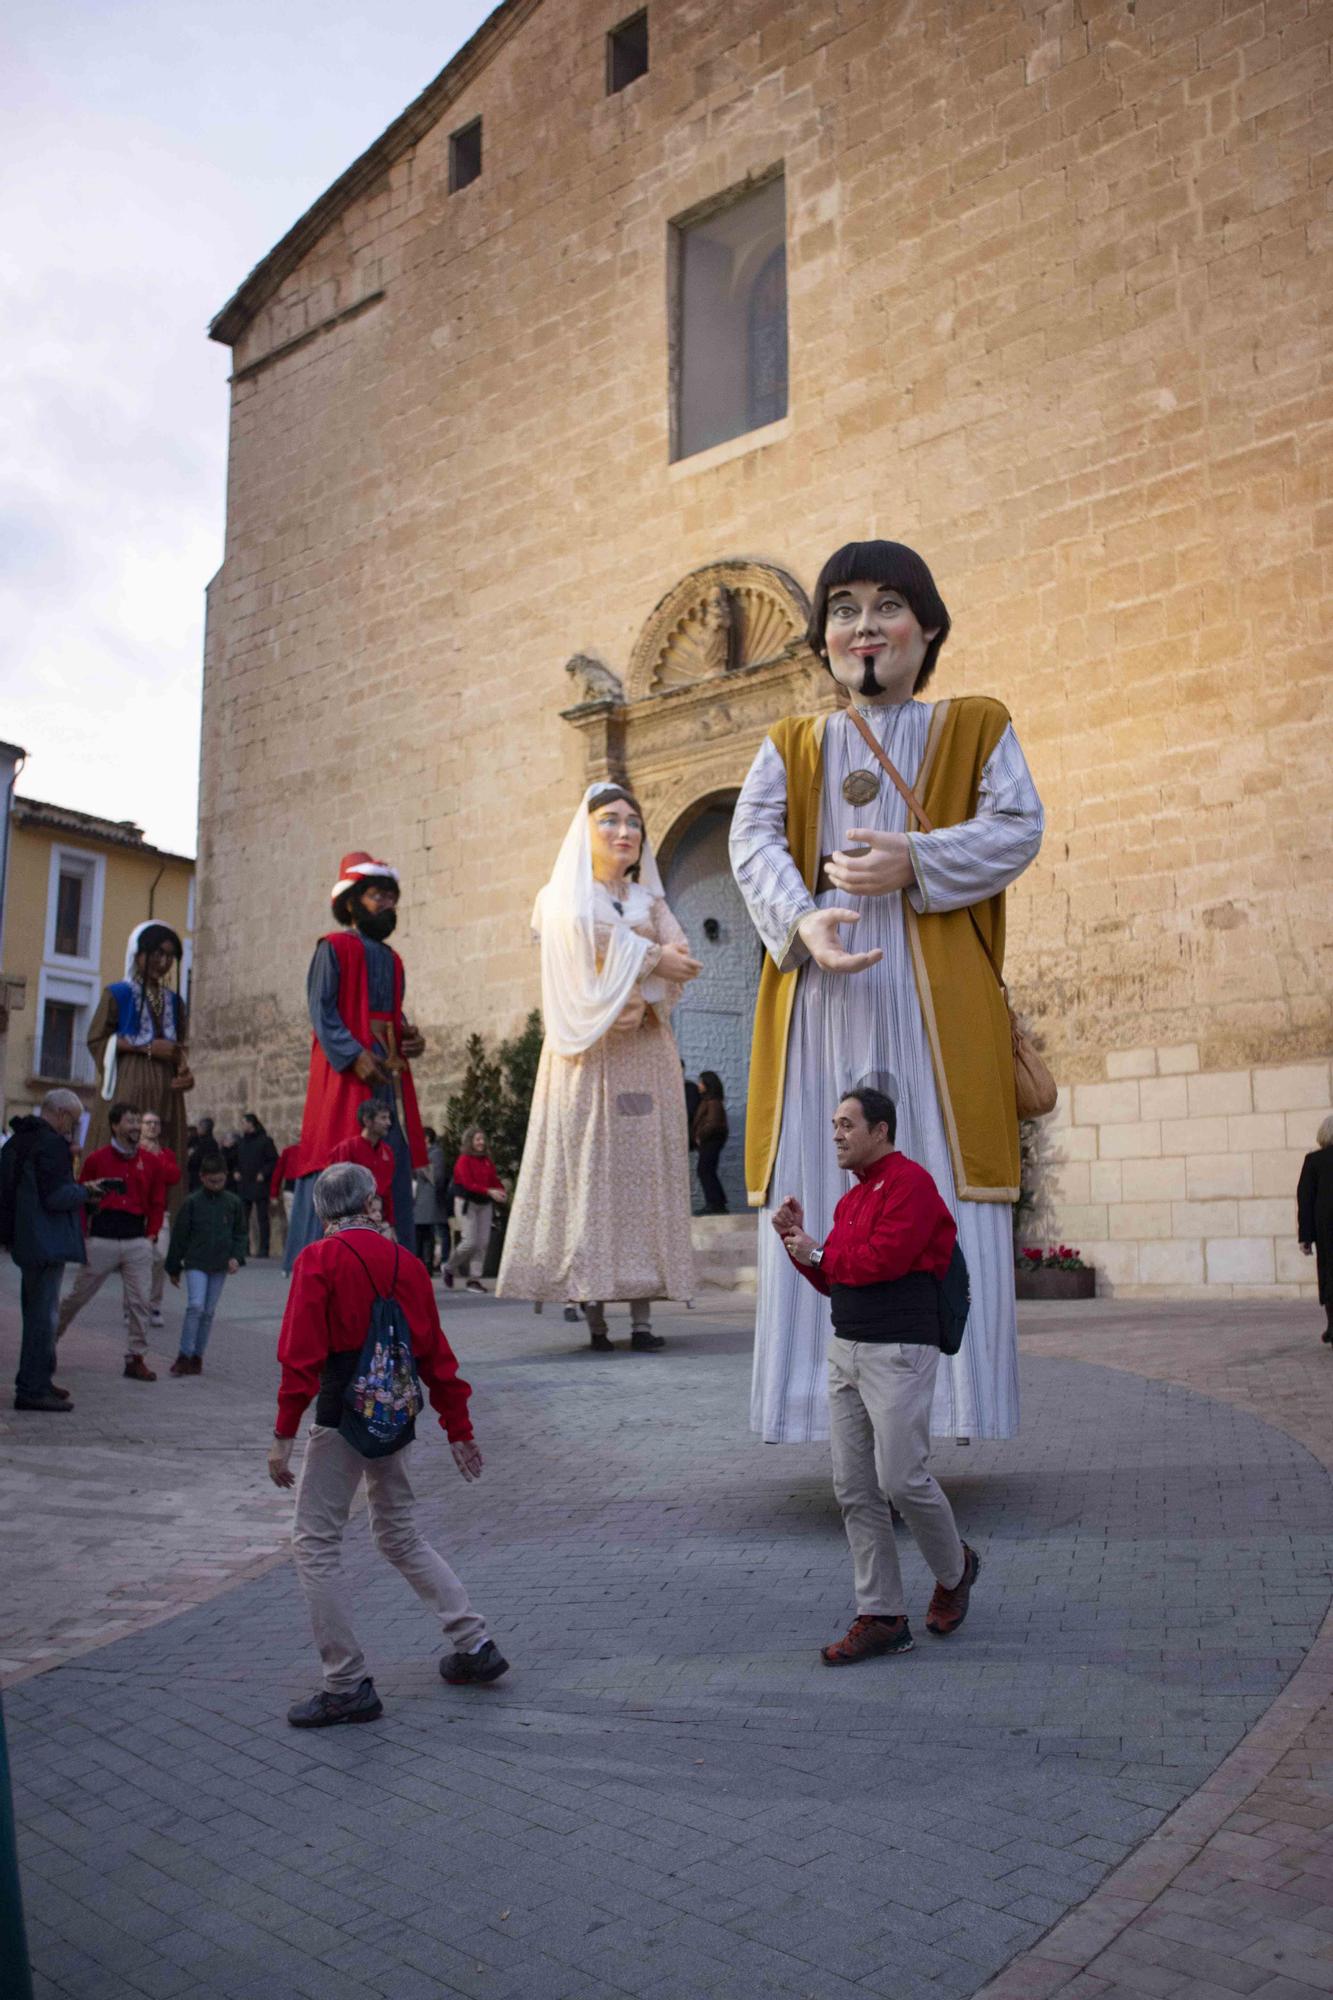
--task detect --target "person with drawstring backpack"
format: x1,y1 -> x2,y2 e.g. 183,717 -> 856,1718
269,1159 -> 508,1726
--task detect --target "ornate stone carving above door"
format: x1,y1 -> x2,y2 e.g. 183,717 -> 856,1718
625,561 -> 811,700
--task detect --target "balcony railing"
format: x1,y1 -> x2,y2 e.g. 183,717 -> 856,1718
52,922 -> 93,959
30,1037 -> 96,1087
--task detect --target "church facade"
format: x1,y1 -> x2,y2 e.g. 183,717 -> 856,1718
196,0 -> 1331,1294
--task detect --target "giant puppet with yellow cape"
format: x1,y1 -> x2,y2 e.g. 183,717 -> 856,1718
730,594 -> 1044,1444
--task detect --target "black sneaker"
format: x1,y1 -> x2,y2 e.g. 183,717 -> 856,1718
287,1677 -> 383,1728
13,1393 -> 74,1413
440,1640 -> 509,1686
630,1329 -> 665,1351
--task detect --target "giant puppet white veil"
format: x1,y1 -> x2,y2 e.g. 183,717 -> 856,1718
534,785 -> 666,1057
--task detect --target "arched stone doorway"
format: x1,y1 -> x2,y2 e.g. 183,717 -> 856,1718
660,793 -> 761,1215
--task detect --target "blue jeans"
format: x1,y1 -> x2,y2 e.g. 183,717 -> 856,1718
181,1269 -> 227,1358
16,1261 -> 65,1399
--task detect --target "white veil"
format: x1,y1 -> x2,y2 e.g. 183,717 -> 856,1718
534,785 -> 666,1057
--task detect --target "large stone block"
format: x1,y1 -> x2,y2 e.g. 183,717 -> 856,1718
1252,1149 -> 1311,1198
1138,1240 -> 1205,1287
1139,1076 -> 1189,1121
1161,1116 -> 1231,1155
1185,1153 -> 1254,1200
1072,1080 -> 1141,1127
1089,1160 -> 1122,1203
1238,1198 -> 1297,1236
1253,1064 -> 1332,1113
1105,1047 -> 1158,1080
1226,1112 -> 1292,1153
1205,1237 -> 1276,1286
1109,1201 -> 1174,1240
1172,1198 -> 1240,1236
1186,1070 -> 1254,1117
1157,1044 -> 1201,1076
1123,1157 -> 1187,1202
1099,1121 -> 1163,1159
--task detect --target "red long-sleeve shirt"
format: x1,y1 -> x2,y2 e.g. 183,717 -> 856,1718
142,1147 -> 180,1238
451,1151 -> 505,1200
328,1134 -> 395,1225
275,1227 -> 473,1441
270,1144 -> 300,1200
793,1151 -> 956,1296
78,1144 -> 154,1234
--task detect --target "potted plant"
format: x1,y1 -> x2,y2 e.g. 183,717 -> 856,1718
1015,1244 -> 1096,1301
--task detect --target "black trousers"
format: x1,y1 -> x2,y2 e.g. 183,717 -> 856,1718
242,1196 -> 270,1258
696,1138 -> 728,1213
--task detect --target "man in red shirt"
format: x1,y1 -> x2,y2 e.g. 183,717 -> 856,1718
268,1159 -> 508,1727
443,1126 -> 508,1292
329,1102 -> 396,1230
139,1108 -> 181,1331
55,1102 -> 160,1380
775,1086 -> 979,1665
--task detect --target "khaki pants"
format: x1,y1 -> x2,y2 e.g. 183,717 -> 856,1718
292,1424 -> 487,1693
828,1338 -> 965,1619
56,1235 -> 154,1355
149,1225 -> 168,1313
446,1197 -> 490,1280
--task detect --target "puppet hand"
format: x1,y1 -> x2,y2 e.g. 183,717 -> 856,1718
452,1439 -> 483,1481
400,1025 -> 425,1059
267,1438 -> 296,1489
657,944 -> 702,983
797,909 -> 884,975
149,1038 -> 178,1061
353,1049 -> 389,1086
823,830 -> 916,896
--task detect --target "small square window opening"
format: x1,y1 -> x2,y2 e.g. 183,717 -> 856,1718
449,118 -> 483,193
607,10 -> 649,94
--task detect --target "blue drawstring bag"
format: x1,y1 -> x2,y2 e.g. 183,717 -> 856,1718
333,1240 -> 424,1459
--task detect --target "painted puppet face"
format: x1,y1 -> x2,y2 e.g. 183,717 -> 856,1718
822,580 -> 937,702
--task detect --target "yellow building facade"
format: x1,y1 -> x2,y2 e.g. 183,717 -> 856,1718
2,796 -> 194,1121
194,0 -> 1331,1293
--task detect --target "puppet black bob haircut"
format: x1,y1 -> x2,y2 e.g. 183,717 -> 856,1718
806,540 -> 952,692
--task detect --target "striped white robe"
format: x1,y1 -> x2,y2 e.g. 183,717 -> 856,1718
730,697 -> 1044,1443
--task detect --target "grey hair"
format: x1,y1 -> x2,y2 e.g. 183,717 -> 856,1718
41,1088 -> 84,1119
313,1161 -> 376,1223
1318,1113 -> 1333,1150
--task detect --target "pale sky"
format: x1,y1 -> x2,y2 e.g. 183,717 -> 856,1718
3,0 -> 496,856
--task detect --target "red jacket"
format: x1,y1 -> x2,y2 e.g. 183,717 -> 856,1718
328,1134 -> 396,1226
794,1151 -> 956,1296
276,1228 -> 473,1441
452,1151 -> 505,1200
293,930 -> 427,1177
78,1144 -> 155,1226
271,1144 -> 301,1200
142,1147 -> 180,1237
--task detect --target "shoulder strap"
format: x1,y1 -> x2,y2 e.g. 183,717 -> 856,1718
842,704 -> 1010,998
334,1232 -> 398,1303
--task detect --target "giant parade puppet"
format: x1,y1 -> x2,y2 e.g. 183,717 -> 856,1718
283,852 -> 428,1267
730,539 -> 1045,1445
86,922 -> 193,1212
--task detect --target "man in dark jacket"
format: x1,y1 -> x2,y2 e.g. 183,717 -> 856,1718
234,1113 -> 279,1258
4,1089 -> 101,1412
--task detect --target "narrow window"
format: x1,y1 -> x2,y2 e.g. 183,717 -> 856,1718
449,118 -> 482,193
607,10 -> 649,93
672,173 -> 788,462
40,1000 -> 77,1080
54,871 -> 86,956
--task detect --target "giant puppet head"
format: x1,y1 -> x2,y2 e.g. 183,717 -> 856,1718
806,540 -> 951,700
127,921 -> 183,988
330,851 -> 400,942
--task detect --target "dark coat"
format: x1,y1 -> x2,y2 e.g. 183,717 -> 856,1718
235,1128 -> 278,1201
5,1116 -> 89,1269
1297,1148 -> 1333,1306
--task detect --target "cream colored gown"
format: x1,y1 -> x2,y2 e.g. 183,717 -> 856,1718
497,881 -> 696,1304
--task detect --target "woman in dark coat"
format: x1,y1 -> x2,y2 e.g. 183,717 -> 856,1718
691,1071 -> 730,1215
1297,1115 -> 1333,1343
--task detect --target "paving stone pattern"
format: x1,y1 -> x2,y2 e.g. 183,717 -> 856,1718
6,1276 -> 1331,2000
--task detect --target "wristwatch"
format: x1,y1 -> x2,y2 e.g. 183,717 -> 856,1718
809,1245 -> 824,1268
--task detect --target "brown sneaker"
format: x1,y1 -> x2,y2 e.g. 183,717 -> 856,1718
169,1355 -> 190,1376
926,1544 -> 980,1636
191,1355 -> 203,1374
123,1355 -> 157,1382
821,1615 -> 914,1666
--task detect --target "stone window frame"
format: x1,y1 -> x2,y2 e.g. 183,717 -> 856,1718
606,9 -> 649,94
449,118 -> 483,193
667,167 -> 789,466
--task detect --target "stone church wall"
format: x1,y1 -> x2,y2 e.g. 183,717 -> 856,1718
195,0 -> 1331,1292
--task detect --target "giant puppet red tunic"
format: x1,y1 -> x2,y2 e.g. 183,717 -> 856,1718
284,853 -> 428,1268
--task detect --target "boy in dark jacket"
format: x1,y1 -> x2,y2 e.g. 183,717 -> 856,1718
4,1089 -> 103,1413
164,1154 -> 246,1374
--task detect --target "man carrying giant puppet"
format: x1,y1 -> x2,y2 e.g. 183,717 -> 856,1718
730,540 -> 1044,1445
284,853 -> 427,1268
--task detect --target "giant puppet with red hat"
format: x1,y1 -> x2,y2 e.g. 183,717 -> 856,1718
282,852 -> 429,1270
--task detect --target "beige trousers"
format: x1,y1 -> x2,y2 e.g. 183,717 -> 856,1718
447,1197 -> 490,1279
291,1424 -> 488,1692
149,1225 -> 168,1312
57,1236 -> 153,1354
828,1338 -> 965,1619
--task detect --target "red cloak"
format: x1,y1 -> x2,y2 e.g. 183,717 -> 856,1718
293,930 -> 427,1177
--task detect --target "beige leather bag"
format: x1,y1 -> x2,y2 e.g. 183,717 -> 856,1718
844,705 -> 1058,1121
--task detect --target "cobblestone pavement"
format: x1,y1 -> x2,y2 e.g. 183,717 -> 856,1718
4,1268 -> 1332,2000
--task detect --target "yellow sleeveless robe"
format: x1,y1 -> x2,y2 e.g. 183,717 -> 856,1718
744,696 -> 1019,1207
